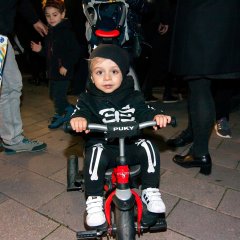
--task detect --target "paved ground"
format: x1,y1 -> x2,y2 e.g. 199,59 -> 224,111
0,79 -> 240,240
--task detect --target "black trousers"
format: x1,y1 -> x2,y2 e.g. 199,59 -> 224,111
84,139 -> 160,196
49,80 -> 70,115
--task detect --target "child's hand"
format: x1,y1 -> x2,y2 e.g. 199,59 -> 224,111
30,41 -> 42,52
70,117 -> 90,134
59,66 -> 67,76
153,114 -> 171,130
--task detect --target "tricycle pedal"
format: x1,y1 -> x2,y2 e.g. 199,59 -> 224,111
67,185 -> 84,192
149,218 -> 167,232
141,211 -> 167,233
77,228 -> 107,239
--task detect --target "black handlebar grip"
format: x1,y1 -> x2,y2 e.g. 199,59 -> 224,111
63,121 -> 72,133
169,116 -> 177,127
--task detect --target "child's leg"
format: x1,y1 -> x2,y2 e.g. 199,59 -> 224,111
51,80 -> 70,115
84,143 -> 117,196
126,139 -> 160,189
48,80 -> 73,129
83,143 -> 118,227
127,139 -> 165,213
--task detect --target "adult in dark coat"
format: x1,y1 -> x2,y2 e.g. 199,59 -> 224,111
170,0 -> 240,75
168,0 -> 240,175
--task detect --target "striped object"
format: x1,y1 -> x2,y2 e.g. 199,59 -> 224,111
0,35 -> 8,87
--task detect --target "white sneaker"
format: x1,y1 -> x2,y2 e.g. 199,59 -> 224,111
142,188 -> 166,213
86,196 -> 106,227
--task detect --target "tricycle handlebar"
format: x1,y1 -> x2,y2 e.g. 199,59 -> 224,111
63,117 -> 176,135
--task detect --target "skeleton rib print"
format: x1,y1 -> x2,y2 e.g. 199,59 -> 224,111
87,103 -> 157,181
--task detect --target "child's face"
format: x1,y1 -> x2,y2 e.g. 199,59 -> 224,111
45,7 -> 65,27
91,58 -> 123,93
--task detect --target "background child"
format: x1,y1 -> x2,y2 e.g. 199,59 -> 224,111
70,44 -> 171,228
31,0 -> 81,129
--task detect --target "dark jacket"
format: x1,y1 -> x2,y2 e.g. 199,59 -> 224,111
71,76 -> 162,144
126,0 -> 145,35
0,0 -> 38,36
147,0 -> 171,25
40,19 -> 81,81
169,0 -> 240,76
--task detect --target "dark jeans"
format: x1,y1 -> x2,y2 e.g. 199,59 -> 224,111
49,80 -> 70,115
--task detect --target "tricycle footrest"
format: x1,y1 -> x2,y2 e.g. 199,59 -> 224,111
77,226 -> 108,239
149,218 -> 167,232
141,216 -> 167,233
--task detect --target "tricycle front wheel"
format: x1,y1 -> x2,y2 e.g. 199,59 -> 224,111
114,207 -> 136,240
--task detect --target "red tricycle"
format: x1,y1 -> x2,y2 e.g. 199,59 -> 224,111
65,118 -> 176,240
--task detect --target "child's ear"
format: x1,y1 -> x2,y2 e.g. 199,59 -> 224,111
91,76 -> 94,83
61,10 -> 66,19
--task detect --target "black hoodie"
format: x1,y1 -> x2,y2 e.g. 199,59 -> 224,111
39,19 -> 81,81
71,75 -> 163,145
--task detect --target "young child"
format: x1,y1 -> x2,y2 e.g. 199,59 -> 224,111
70,44 -> 171,228
31,0 -> 81,129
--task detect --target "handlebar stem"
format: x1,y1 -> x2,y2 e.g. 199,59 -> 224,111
119,138 -> 125,158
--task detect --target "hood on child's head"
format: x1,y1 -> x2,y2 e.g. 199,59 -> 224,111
89,44 -> 130,76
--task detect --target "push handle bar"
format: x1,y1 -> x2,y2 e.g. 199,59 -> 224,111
82,0 -> 127,29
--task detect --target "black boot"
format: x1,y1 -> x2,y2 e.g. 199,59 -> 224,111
173,154 -> 212,175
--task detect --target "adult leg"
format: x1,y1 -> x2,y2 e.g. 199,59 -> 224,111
162,73 -> 179,103
188,78 -> 215,156
173,78 -> 214,175
166,95 -> 193,147
0,41 -> 46,153
0,40 -> 24,145
213,80 -> 234,138
214,80 -> 233,121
